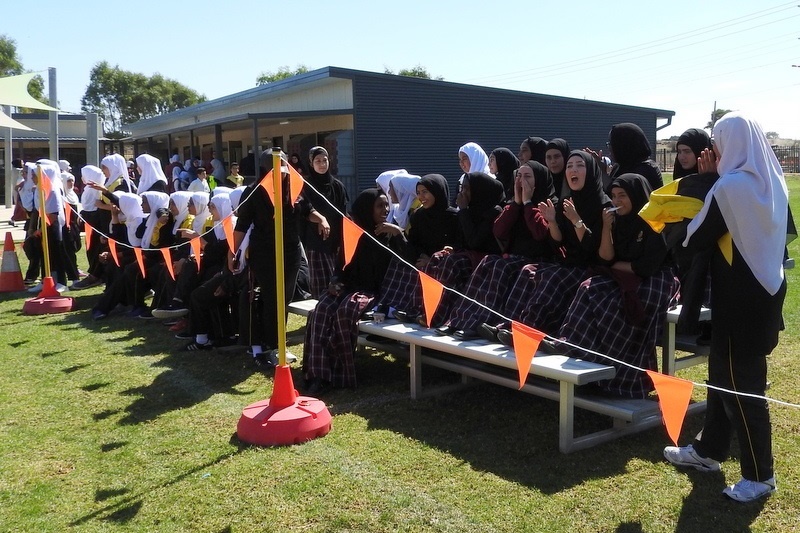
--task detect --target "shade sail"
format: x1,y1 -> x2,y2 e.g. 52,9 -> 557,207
0,72 -> 58,111
0,108 -> 34,131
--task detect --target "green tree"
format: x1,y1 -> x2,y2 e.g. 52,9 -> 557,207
765,131 -> 780,141
0,34 -> 47,110
706,108 -> 733,130
81,61 -> 206,138
256,65 -> 309,86
384,65 -> 444,81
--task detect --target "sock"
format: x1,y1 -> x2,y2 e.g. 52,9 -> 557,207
251,345 -> 263,357
196,334 -> 209,345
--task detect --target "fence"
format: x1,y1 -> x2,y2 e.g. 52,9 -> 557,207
656,146 -> 800,175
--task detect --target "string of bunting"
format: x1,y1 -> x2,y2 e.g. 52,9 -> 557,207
61,168 -> 799,446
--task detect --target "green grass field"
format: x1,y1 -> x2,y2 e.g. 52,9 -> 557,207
1,175 -> 799,532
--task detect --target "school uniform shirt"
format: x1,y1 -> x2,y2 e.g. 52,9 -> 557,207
406,174 -> 460,260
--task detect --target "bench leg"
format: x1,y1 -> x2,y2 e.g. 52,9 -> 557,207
661,321 -> 677,376
559,381 -> 576,453
409,343 -> 422,400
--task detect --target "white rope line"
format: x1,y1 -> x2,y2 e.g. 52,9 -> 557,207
63,177 -> 800,409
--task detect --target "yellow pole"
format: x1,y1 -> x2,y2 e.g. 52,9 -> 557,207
36,165 -> 52,279
271,150 -> 287,366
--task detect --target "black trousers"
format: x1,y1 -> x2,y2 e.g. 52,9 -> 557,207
239,243 -> 301,349
693,336 -> 773,482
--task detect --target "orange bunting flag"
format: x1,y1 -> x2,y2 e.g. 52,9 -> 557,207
133,247 -> 146,277
647,370 -> 694,446
65,203 -> 72,228
341,217 -> 363,268
108,238 -> 120,267
511,321 -> 545,389
37,167 -> 52,200
419,272 -> 445,328
190,237 -> 202,271
259,170 -> 275,207
85,223 -> 93,250
160,248 -> 175,280
287,165 -> 305,204
222,217 -> 235,253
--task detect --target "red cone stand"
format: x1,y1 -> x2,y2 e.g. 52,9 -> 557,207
237,365 -> 331,446
23,276 -> 73,314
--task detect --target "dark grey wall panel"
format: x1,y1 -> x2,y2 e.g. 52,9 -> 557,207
346,71 -> 667,198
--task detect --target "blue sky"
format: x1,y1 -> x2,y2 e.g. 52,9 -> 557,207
4,0 -> 800,139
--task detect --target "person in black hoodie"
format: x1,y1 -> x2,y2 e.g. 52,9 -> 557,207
558,173 -> 677,398
495,150 -> 611,343
443,161 -> 556,339
378,174 -> 460,320
489,147 -> 519,200
418,171 -> 505,327
606,123 -> 663,191
544,138 -> 571,199
518,136 -> 548,165
303,188 -> 406,393
300,146 -> 349,298
673,128 -> 712,179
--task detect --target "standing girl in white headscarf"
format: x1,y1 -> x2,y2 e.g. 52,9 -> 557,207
664,112 -> 788,503
136,154 -> 169,194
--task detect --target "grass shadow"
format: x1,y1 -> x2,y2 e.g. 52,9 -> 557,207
315,345 -> 659,494
100,441 -> 127,452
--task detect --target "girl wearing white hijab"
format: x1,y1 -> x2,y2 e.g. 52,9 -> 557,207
136,154 -> 169,194
71,165 -> 108,290
375,169 -> 408,231
664,112 -> 788,503
388,173 -> 421,230
117,192 -> 145,248
28,161 -> 68,289
101,153 -> 134,191
188,191 -> 212,237
169,191 -> 194,235
140,191 -> 170,249
458,142 -> 492,175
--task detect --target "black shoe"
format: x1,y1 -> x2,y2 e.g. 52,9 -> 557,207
539,338 -> 563,354
394,310 -> 419,323
253,350 -> 278,369
305,377 -> 331,395
434,325 -> 455,336
454,329 -> 479,340
478,323 -> 500,343
496,328 -> 514,347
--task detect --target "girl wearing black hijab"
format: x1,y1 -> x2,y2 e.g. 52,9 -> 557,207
303,188 -> 406,393
489,147 -> 518,199
607,123 -> 663,191
419,172 -> 505,327
378,174 -> 460,320
673,128 -> 712,179
300,146 -> 349,298
559,173 -> 676,398
495,151 -> 612,342
518,136 -> 548,165
441,161 -> 556,338
544,138 -> 571,199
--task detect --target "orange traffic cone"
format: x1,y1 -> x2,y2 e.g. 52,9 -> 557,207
0,232 -> 25,292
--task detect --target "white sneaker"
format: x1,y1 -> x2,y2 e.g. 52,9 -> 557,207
723,477 -> 776,502
663,444 -> 721,472
285,352 -> 298,364
56,283 -> 68,293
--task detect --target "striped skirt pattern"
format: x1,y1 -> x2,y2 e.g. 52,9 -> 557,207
303,290 -> 375,388
504,264 -> 587,334
558,268 -> 679,398
445,254 -> 530,331
307,249 -> 338,299
377,257 -> 421,313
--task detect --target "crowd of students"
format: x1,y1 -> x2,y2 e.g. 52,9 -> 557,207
13,114 -> 789,503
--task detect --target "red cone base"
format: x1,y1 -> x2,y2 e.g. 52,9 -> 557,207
22,277 -> 73,314
237,365 -> 332,446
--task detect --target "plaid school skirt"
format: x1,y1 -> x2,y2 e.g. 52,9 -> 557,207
307,249 -> 338,299
419,250 -> 478,326
502,263 -> 587,334
558,268 -> 679,398
445,254 -> 530,331
377,257 -> 422,313
303,290 -> 375,388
